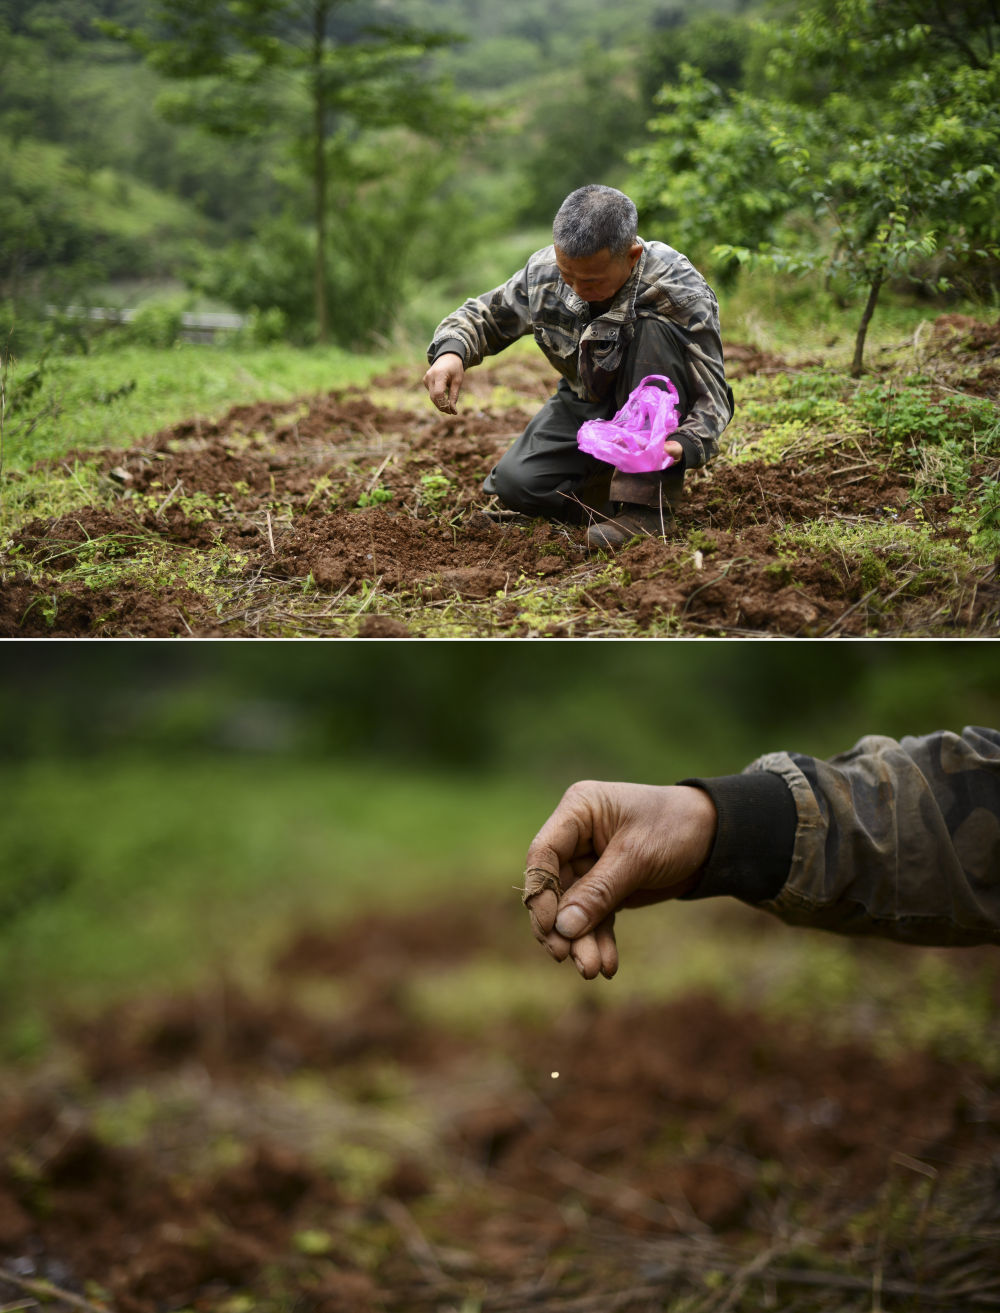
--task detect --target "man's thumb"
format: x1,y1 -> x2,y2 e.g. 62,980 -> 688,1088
554,903 -> 590,938
553,856 -> 627,939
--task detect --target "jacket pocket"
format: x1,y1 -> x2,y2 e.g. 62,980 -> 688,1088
533,324 -> 576,363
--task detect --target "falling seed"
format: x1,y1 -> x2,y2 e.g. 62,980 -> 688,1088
551,1071 -> 560,1079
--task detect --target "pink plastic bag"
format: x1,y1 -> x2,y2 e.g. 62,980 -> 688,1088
576,374 -> 680,473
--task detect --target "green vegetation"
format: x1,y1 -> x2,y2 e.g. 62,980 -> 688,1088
0,753 -> 535,1052
633,1 -> 1000,373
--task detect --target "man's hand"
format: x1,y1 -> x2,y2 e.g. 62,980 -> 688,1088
523,782 -> 717,980
665,439 -> 683,465
423,353 -> 465,415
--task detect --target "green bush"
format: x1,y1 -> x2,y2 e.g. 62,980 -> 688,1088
124,298 -> 186,349
238,306 -> 289,347
196,216 -> 317,342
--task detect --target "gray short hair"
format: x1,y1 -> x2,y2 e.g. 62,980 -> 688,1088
552,185 -> 638,259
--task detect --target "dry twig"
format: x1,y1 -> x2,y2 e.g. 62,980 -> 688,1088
0,1268 -> 112,1313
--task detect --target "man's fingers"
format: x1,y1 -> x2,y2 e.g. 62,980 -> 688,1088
570,931 -> 603,979
595,917 -> 618,978
422,363 -> 461,415
525,805 -> 585,885
568,918 -> 617,980
526,886 -> 558,936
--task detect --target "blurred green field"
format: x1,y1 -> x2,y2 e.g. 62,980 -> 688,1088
2,643 -> 999,1068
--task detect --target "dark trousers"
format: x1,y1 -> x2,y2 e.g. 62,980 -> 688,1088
483,317 -> 690,523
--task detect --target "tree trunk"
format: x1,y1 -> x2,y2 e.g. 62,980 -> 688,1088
851,272 -> 883,377
312,0 -> 329,344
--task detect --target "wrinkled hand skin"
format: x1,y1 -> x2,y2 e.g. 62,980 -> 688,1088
523,782 -> 718,980
422,353 -> 465,415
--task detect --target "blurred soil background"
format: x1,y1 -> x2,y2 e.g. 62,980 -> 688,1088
1,644 -> 1000,1311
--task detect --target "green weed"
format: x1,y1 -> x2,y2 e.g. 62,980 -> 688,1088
972,476 -> 1000,555
355,486 -> 393,508
855,377 -> 996,449
418,468 -> 454,514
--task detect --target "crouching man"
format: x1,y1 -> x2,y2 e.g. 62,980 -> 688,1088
422,184 -> 734,550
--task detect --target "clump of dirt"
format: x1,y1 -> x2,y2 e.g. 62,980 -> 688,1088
581,525 -> 849,636
12,507 -> 152,563
66,978 -> 463,1084
0,1104 -> 372,1313
0,573 -> 219,638
687,455 -> 912,527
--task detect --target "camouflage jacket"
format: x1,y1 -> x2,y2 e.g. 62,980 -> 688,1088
427,240 -> 732,469
690,726 -> 1000,945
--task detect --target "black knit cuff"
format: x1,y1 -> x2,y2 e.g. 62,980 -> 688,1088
674,432 -> 703,471
679,771 -> 796,905
428,338 -> 468,366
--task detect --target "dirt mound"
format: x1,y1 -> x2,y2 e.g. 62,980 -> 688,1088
269,506 -> 573,596
723,342 -> 801,378
274,893 -> 524,979
923,314 -> 1000,398
67,978 -> 464,1084
0,572 -> 217,638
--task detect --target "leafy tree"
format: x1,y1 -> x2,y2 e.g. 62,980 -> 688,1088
631,4 -> 1000,374
640,10 -> 755,103
102,0 -> 480,344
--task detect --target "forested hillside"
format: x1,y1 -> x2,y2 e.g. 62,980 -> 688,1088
3,0 -> 996,358
0,0 -> 750,348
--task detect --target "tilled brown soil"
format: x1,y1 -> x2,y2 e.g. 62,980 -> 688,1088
2,317 -> 998,637
2,896 -> 1000,1313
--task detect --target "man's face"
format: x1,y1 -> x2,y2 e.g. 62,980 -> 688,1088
554,242 -> 642,303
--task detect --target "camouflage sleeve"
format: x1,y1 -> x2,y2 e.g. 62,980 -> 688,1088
687,727 -> 1000,944
668,305 -> 733,469
427,264 -> 533,368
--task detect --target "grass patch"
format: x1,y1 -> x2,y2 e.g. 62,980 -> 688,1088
723,367 -> 861,464
0,340 -> 391,470
782,518 -> 982,587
